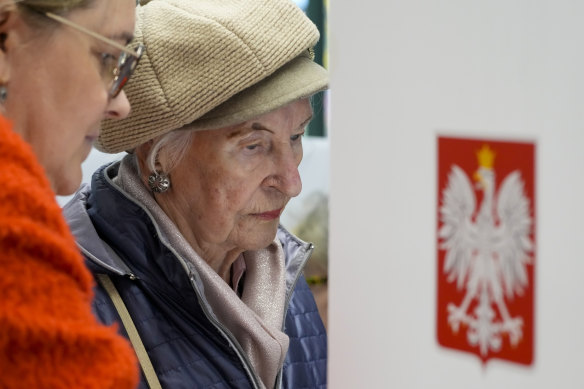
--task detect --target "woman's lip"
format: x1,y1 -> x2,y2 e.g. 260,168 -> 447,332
86,127 -> 100,142
253,208 -> 283,220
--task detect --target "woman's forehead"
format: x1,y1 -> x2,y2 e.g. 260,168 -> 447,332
192,99 -> 313,145
233,99 -> 313,133
76,0 -> 135,41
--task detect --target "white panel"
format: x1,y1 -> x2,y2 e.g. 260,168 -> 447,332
329,0 -> 584,387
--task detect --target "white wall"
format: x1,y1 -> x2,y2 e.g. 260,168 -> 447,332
329,1 -> 584,387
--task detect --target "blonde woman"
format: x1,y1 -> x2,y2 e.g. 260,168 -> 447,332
0,0 -> 142,387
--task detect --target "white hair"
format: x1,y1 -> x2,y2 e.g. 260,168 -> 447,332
145,129 -> 195,174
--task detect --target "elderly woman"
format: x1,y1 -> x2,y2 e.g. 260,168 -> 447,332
64,0 -> 327,388
0,0 -> 141,387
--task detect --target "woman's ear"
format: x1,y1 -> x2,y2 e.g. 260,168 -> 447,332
134,140 -> 154,180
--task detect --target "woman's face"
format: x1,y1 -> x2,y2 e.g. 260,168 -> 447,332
163,99 -> 312,253
4,0 -> 136,195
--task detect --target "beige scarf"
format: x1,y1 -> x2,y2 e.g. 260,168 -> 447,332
113,156 -> 289,389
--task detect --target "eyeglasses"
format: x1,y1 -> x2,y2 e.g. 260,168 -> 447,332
44,12 -> 144,98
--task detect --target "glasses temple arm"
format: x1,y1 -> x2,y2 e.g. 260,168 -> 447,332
45,12 -> 138,57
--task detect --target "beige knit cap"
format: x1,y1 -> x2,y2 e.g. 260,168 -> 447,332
97,0 -> 328,153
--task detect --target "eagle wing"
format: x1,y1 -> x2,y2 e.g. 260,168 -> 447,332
438,165 -> 478,290
493,170 -> 533,299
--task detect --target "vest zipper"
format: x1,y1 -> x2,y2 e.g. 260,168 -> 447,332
185,271 -> 262,389
274,241 -> 314,389
159,243 -> 262,389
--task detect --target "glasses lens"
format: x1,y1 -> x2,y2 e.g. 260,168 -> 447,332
101,54 -> 118,84
109,45 -> 144,98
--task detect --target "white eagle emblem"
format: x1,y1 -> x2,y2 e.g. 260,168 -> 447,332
438,144 -> 534,356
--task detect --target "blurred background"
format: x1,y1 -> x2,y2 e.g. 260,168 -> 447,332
328,0 -> 584,387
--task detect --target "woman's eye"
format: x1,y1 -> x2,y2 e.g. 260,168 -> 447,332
291,133 -> 304,142
99,53 -> 118,77
100,53 -> 116,64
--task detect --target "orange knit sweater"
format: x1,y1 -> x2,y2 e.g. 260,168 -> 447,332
0,116 -> 138,389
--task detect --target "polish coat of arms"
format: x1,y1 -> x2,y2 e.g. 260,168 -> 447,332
437,137 -> 535,365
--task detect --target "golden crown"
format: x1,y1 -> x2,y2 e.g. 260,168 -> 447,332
476,144 -> 495,169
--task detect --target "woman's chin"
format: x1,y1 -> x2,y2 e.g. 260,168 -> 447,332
52,167 -> 83,196
242,223 -> 280,250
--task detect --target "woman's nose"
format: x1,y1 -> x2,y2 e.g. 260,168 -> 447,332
104,90 -> 131,120
271,147 -> 302,197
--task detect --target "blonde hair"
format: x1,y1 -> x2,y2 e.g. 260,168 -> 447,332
16,0 -> 93,28
18,0 -> 91,13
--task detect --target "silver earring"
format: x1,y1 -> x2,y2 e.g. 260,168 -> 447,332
148,171 -> 170,193
0,85 -> 8,103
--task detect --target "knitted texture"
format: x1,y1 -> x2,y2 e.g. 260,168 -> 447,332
97,0 -> 322,153
190,53 -> 328,131
0,116 -> 138,389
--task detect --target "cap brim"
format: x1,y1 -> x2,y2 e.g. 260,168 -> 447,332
188,55 -> 328,131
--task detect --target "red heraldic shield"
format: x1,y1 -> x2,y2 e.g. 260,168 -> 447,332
437,136 -> 535,366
